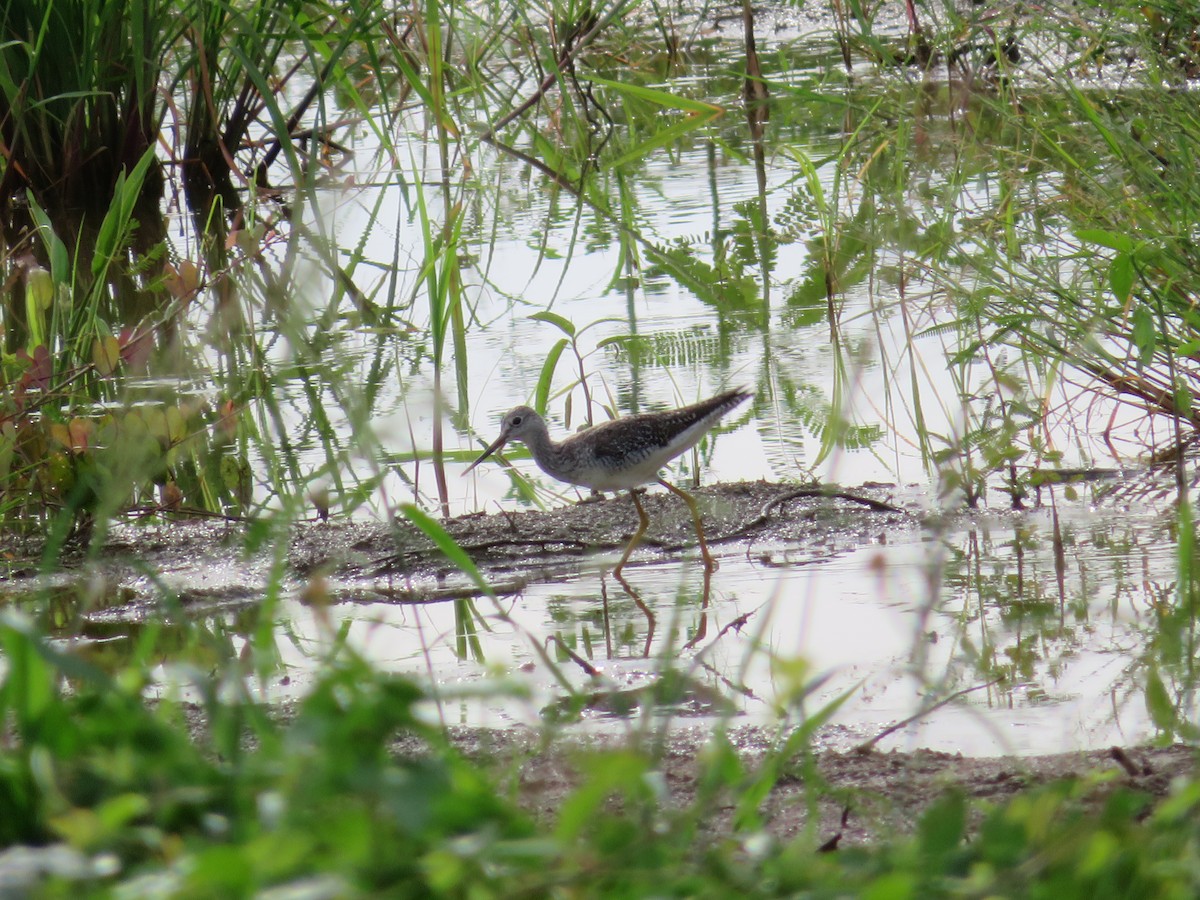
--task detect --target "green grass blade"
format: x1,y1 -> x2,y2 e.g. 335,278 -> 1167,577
399,503 -> 493,597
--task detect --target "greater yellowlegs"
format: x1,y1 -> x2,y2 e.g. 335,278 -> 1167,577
464,388 -> 751,574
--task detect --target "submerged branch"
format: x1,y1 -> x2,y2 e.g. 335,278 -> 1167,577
1082,360 -> 1200,431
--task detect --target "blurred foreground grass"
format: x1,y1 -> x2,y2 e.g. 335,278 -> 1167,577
0,609 -> 1194,897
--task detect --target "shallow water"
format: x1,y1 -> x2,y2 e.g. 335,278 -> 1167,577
9,18 -> 1188,757
22,477 -> 1167,758
314,503 -> 1166,756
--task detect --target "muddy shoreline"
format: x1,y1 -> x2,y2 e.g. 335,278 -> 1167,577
410,725 -> 1195,845
5,480 -> 924,609
8,475 -> 1194,839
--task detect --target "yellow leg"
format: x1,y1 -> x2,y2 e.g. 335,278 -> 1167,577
614,489 -> 650,578
658,478 -> 715,573
611,569 -> 655,657
683,567 -> 713,651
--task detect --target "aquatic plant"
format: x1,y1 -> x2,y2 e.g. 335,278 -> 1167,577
1,1 -> 1200,894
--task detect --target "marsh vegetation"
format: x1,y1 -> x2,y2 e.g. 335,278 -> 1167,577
3,0 -> 1200,893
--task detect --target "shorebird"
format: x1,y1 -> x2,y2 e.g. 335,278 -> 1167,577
464,388 -> 751,575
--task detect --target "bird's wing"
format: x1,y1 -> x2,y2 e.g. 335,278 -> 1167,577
586,417 -> 670,467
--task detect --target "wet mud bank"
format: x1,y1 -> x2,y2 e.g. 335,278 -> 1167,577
3,480 -> 920,611
315,479 -> 918,599
405,725 -> 1196,846
7,477 -> 1193,816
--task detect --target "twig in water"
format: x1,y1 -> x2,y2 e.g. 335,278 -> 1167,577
853,678 -> 1003,753
817,806 -> 852,853
1110,746 -> 1147,777
759,487 -> 904,519
547,635 -> 600,677
689,610 -> 755,655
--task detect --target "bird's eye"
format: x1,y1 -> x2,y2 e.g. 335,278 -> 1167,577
511,415 -> 523,426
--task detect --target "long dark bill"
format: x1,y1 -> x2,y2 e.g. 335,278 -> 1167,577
462,432 -> 509,475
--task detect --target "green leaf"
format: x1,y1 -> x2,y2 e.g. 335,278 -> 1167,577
778,680 -> 860,759
918,790 -> 966,858
25,195 -> 69,284
399,504 -> 492,597
529,311 -> 576,337
595,335 -> 629,351
1175,379 -> 1193,418
1109,252 -> 1134,303
862,873 -> 918,900
1076,228 -> 1134,253
91,147 -> 157,281
606,111 -> 724,170
1145,667 -> 1175,734
535,338 -> 569,416
589,75 -> 725,115
1130,304 -> 1156,364
554,751 -> 649,841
